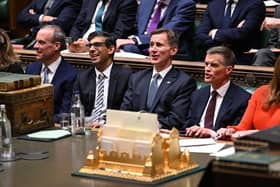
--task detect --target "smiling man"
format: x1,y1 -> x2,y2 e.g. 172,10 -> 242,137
121,28 -> 196,130
73,31 -> 132,126
184,46 -> 251,138
25,25 -> 77,122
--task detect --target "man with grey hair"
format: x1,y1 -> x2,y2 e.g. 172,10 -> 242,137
184,46 -> 251,138
26,25 -> 77,122
121,28 -> 196,130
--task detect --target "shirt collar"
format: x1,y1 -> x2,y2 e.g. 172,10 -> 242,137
158,0 -> 170,6
227,0 -> 238,4
95,63 -> 113,79
210,80 -> 230,97
152,65 -> 172,79
42,56 -> 62,73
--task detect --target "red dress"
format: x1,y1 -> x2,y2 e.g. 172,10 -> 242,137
229,85 -> 280,131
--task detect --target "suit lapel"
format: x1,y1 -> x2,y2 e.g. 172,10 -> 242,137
51,60 -> 63,84
149,68 -> 176,112
231,0 -> 245,23
107,65 -> 117,108
89,0 -> 100,22
197,87 -> 211,121
141,70 -> 153,110
214,83 -> 233,129
139,0 -> 157,34
103,0 -> 115,23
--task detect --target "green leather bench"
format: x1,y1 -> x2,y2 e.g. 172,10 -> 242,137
0,0 -> 8,24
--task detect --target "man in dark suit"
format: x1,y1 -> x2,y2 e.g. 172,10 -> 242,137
116,0 -> 196,57
253,5 -> 280,67
74,31 -> 132,126
68,0 -> 137,53
196,0 -> 265,65
184,46 -> 251,138
25,25 -> 77,121
121,29 -> 196,130
17,0 -> 81,46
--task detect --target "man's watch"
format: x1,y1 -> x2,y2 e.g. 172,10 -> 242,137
131,37 -> 138,45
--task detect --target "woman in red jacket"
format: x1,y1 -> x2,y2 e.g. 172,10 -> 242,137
217,57 -> 280,139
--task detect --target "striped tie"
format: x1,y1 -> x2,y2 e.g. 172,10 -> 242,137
93,73 -> 106,121
43,66 -> 50,84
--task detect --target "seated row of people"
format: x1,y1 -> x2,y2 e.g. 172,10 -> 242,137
15,0 -> 274,65
22,26 -> 280,140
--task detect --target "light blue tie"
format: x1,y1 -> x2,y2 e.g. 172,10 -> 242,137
95,0 -> 107,31
43,66 -> 50,84
146,73 -> 161,110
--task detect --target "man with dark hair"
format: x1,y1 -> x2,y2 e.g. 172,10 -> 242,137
184,46 -> 251,138
74,31 -> 132,126
25,25 -> 77,121
121,28 -> 196,130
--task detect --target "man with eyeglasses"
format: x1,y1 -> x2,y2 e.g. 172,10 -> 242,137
73,31 -> 132,127
121,29 -> 196,130
183,46 -> 251,138
25,25 -> 78,122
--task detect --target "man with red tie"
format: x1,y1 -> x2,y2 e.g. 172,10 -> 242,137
184,46 -> 251,138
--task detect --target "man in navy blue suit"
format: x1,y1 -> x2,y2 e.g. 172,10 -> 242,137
68,0 -> 137,53
116,0 -> 196,57
73,31 -> 132,126
196,0 -> 265,65
17,0 -> 81,46
25,25 -> 77,122
121,29 -> 196,130
184,46 -> 251,138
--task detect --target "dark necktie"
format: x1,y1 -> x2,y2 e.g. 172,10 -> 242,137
146,73 -> 161,110
204,90 -> 218,130
223,0 -> 234,28
44,0 -> 54,15
95,0 -> 107,32
43,66 -> 50,84
93,73 -> 106,121
147,1 -> 166,34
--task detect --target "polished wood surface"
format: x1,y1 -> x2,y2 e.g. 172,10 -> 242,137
0,132 -> 213,187
15,49 -> 273,88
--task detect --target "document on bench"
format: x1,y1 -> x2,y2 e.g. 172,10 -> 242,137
179,138 -> 225,154
27,129 -> 71,139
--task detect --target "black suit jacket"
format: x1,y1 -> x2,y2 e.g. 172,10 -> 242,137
121,67 -> 196,130
74,64 -> 132,116
70,0 -> 137,40
185,82 -> 251,131
17,0 -> 81,36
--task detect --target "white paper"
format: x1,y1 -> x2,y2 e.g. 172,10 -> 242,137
114,51 -> 148,59
179,138 -> 216,147
27,130 -> 71,139
181,143 -> 225,153
210,146 -> 235,157
264,0 -> 279,7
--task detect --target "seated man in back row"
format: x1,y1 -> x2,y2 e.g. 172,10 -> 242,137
68,0 -> 137,53
17,0 -> 81,48
116,0 -> 196,58
25,25 -> 77,122
121,28 -> 196,130
184,46 -> 251,138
